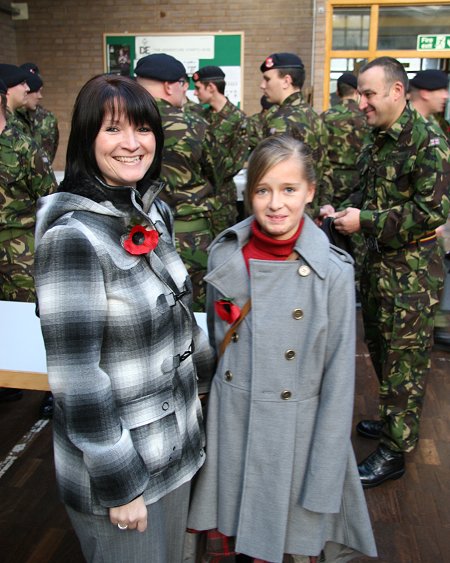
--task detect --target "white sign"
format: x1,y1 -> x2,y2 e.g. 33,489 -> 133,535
135,35 -> 215,62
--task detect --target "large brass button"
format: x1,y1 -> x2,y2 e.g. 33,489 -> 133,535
285,350 -> 296,360
298,265 -> 311,277
281,390 -> 292,400
225,370 -> 233,381
231,332 -> 239,343
292,309 -> 303,320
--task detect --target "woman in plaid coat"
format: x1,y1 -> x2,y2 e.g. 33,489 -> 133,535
34,75 -> 214,562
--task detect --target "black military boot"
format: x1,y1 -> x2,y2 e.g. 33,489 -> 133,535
39,391 -> 54,418
356,419 -> 384,440
358,444 -> 405,488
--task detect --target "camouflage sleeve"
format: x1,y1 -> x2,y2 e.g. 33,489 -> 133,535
359,134 -> 450,248
43,114 -> 59,163
314,119 -> 334,208
208,103 -> 249,182
247,112 -> 265,151
29,143 -> 58,197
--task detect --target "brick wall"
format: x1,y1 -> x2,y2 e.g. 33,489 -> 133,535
0,11 -> 18,63
7,0 -> 317,170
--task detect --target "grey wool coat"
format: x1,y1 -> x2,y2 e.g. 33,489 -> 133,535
188,216 -> 377,562
34,178 -> 214,516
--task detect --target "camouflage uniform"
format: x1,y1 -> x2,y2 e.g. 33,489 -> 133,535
322,99 -> 372,289
194,99 -> 248,235
156,97 -> 220,311
425,113 -> 450,342
350,104 -> 450,452
0,124 -> 57,302
15,105 -> 59,163
321,99 -> 371,206
248,91 -> 334,214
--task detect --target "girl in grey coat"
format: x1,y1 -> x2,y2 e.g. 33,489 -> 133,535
188,136 -> 377,562
34,75 -> 214,563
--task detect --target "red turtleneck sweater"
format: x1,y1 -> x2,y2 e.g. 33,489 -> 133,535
242,219 -> 304,272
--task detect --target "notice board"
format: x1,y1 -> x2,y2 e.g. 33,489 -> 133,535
103,32 -> 244,107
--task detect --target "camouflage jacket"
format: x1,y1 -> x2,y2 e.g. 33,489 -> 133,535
0,124 -> 57,235
15,105 -> 59,163
350,104 -> 450,249
200,99 -> 249,183
321,99 -> 371,206
156,98 -> 219,221
248,91 -> 334,209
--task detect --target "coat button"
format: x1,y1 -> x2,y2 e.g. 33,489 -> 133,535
162,402 -> 169,411
225,370 -> 233,381
292,308 -> 304,320
231,332 -> 239,343
285,350 -> 296,360
298,265 -> 311,277
281,390 -> 292,400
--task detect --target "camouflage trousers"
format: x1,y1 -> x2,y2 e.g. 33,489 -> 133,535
360,242 -> 443,453
175,222 -> 213,312
0,231 -> 36,302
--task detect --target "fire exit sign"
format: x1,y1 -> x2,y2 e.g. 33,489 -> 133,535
417,35 -> 450,51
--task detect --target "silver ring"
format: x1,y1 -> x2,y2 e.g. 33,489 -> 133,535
117,523 -> 128,530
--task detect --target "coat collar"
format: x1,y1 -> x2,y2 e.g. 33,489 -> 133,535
205,215 -> 329,303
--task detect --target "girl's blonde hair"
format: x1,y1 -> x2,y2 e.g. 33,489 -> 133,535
244,134 -> 316,213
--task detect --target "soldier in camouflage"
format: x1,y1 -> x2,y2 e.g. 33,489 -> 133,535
409,69 -> 450,351
0,68 -> 56,405
15,72 -> 44,143
17,63 -> 59,163
0,65 -> 57,303
191,65 -> 248,235
321,72 -> 371,207
249,52 -> 334,216
135,54 -> 224,311
321,72 -> 372,293
333,57 -> 450,487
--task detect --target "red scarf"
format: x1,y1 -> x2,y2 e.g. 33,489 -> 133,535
242,218 -> 304,272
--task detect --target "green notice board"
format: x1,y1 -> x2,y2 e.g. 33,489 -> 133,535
104,32 -> 244,107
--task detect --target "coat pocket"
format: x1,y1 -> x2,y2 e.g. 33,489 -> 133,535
119,389 -> 182,475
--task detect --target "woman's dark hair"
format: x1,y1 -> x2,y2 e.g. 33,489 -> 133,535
65,74 -> 164,191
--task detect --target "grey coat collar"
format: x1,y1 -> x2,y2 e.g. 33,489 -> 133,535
205,215 -> 330,304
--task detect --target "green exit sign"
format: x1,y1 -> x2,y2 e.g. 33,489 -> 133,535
417,34 -> 450,51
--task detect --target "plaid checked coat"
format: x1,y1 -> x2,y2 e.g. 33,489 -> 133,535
34,177 -> 214,515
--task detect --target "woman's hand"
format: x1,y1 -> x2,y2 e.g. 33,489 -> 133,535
109,495 -> 148,532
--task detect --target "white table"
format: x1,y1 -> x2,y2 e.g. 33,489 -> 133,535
0,301 -> 207,391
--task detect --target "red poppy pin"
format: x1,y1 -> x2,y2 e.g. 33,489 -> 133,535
215,298 -> 241,324
122,225 -> 159,255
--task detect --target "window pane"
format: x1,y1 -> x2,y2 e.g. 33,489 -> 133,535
378,6 -> 450,50
333,8 -> 370,50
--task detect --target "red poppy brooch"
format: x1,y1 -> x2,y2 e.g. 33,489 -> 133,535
215,298 -> 241,324
121,225 -> 159,255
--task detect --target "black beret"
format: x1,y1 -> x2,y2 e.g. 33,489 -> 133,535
410,69 -> 448,91
134,54 -> 186,82
260,53 -> 304,73
26,73 -> 43,93
0,78 -> 7,95
20,62 -> 40,75
192,66 -> 225,82
0,64 -> 30,88
337,72 -> 357,89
